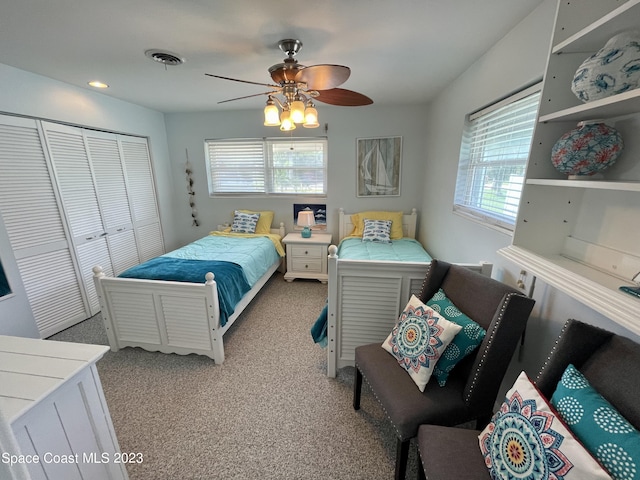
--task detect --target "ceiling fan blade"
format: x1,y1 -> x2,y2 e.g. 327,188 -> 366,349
217,91 -> 281,104
295,65 -> 350,90
205,73 -> 280,89
314,88 -> 373,106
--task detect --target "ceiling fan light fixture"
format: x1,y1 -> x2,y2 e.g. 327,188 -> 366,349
264,98 -> 281,126
280,110 -> 296,131
290,97 -> 305,124
303,103 -> 319,128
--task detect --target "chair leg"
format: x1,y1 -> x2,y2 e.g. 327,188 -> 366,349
353,367 -> 363,410
395,438 -> 410,480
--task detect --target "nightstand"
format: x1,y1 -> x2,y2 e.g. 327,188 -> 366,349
283,232 -> 332,283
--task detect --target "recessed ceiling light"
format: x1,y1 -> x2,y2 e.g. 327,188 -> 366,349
88,81 -> 109,89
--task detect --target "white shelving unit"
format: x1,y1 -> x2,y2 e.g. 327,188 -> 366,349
499,0 -> 640,334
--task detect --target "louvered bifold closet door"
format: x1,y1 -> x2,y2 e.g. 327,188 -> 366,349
42,122 -> 114,316
0,115 -> 86,337
85,131 -> 139,275
119,136 -> 164,261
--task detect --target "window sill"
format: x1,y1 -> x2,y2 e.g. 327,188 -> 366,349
452,208 -> 514,237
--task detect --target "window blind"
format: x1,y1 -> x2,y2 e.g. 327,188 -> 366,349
454,84 -> 541,231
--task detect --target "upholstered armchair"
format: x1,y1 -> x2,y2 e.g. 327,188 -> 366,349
353,259 -> 535,480
417,318 -> 640,480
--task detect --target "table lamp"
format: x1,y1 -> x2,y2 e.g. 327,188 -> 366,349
297,210 -> 315,238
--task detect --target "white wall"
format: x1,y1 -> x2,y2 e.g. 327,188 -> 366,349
164,104 -> 429,247
420,0 -> 640,395
0,63 -> 176,336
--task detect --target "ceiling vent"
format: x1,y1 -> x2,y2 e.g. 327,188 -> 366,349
145,49 -> 185,66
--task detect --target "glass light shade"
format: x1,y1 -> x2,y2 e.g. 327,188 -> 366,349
290,100 -> 305,123
280,111 -> 296,131
264,103 -> 280,126
303,106 -> 319,128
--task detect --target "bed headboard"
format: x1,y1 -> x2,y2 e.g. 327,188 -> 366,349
338,208 -> 418,240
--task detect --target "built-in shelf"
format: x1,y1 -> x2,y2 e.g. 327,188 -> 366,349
553,0 -> 640,54
498,245 -> 640,336
526,179 -> 640,191
539,89 -> 640,123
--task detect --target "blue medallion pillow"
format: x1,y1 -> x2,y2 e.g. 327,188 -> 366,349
426,288 -> 486,386
230,210 -> 260,234
479,371 -> 612,480
382,295 -> 461,392
552,364 -> 640,480
362,218 -> 392,243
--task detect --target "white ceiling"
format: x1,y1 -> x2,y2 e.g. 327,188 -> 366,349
1,0 -> 544,114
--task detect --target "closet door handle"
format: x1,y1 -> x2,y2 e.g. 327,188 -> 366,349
100,232 -> 108,237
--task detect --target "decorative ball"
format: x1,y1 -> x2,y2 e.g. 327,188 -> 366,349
551,122 -> 623,177
571,30 -> 640,102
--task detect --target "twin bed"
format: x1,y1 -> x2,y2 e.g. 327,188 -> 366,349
321,209 -> 492,377
93,217 -> 285,364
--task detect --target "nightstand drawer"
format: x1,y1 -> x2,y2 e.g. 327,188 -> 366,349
291,245 -> 323,258
291,258 -> 322,273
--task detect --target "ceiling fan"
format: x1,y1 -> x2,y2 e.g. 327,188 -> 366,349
205,39 -> 373,130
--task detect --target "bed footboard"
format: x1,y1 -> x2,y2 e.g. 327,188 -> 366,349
326,246 -> 492,377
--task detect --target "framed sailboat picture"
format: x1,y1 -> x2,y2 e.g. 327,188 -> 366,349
356,136 -> 402,197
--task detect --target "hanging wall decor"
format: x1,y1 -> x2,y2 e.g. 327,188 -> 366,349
185,149 -> 199,226
356,136 -> 402,197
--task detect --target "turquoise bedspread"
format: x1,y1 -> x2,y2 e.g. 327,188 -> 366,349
311,238 -> 432,347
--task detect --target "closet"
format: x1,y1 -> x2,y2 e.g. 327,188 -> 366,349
0,114 -> 164,337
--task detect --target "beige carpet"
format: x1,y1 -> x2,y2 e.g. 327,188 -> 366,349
51,272 -> 418,479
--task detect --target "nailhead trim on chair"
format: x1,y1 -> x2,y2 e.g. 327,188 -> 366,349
356,364 -> 405,439
535,318 -> 570,382
464,291 -> 517,404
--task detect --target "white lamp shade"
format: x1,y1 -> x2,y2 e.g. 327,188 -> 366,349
264,103 -> 280,126
303,106 -> 319,128
297,210 -> 316,227
280,111 -> 296,131
290,100 -> 305,123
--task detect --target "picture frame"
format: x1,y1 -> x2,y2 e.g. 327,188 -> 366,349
356,136 -> 402,197
293,204 -> 327,231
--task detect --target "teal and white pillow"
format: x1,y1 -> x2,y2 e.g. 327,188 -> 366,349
552,364 -> 640,480
426,289 -> 486,386
479,371 -> 612,480
382,295 -> 461,392
362,219 -> 392,243
231,210 -> 260,234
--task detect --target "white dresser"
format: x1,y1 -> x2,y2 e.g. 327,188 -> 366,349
0,336 -> 128,480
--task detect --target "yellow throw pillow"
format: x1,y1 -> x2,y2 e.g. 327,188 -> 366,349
351,211 -> 404,239
238,210 -> 274,235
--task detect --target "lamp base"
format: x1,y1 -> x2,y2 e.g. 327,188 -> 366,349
301,227 -> 311,238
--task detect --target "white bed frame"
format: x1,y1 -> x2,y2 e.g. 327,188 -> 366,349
326,209 -> 492,377
93,224 -> 286,364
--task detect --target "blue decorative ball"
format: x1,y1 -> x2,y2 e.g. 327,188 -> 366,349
551,122 -> 623,177
572,31 -> 640,103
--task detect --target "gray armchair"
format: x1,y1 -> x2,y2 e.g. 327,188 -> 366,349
417,318 -> 640,479
353,259 -> 535,480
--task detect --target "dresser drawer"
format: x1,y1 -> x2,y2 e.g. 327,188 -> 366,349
291,257 -> 322,273
290,245 -> 323,258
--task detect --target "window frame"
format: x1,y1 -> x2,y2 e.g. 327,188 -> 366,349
205,137 -> 328,197
453,82 -> 542,233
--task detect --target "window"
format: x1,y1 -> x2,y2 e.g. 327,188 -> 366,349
454,83 -> 541,231
206,137 -> 327,196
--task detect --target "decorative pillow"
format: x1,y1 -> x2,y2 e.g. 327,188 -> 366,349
350,211 -> 404,239
427,289 -> 486,387
479,371 -> 612,480
230,210 -> 260,234
238,209 -> 274,234
382,295 -> 462,392
552,364 -> 640,480
362,219 -> 392,243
